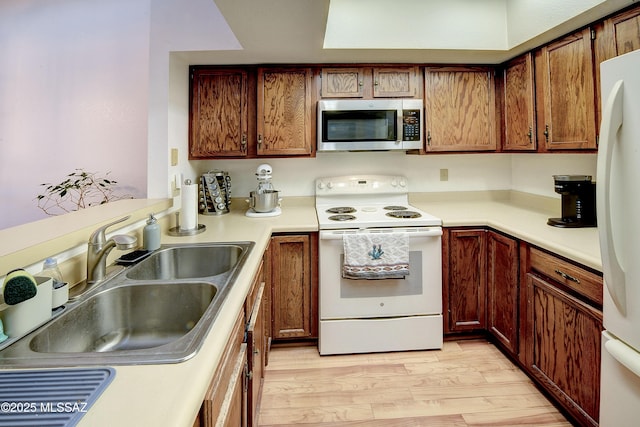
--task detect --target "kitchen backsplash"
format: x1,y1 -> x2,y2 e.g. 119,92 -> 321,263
192,152 -> 597,201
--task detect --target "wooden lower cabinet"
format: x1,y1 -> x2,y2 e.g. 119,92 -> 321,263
199,309 -> 247,427
270,233 -> 318,340
522,246 -> 603,427
443,228 -> 487,333
444,227 -> 603,426
524,273 -> 602,426
246,281 -> 266,427
486,231 -> 519,356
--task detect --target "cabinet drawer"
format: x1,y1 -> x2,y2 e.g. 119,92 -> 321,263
529,247 -> 603,305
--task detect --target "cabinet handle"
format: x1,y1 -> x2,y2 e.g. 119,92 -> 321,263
555,269 -> 580,284
544,125 -> 549,142
374,80 -> 379,86
258,134 -> 263,146
359,80 -> 364,87
241,134 -> 247,151
427,130 -> 432,146
528,127 -> 533,143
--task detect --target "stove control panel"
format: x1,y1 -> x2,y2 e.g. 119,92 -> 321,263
316,175 -> 408,196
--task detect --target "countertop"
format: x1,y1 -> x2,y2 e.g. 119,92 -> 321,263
77,197 -> 317,427
3,192 -> 602,426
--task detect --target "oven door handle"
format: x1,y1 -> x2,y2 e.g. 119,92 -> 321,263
319,228 -> 442,240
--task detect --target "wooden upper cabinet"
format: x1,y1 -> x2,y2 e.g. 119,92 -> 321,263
257,67 -> 314,156
604,6 -> 640,58
321,68 -> 365,98
424,67 -> 497,152
189,68 -> 249,158
373,67 -> 419,97
536,28 -> 597,150
321,66 -> 420,98
502,53 -> 536,151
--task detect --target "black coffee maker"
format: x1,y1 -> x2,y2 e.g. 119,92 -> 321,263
547,175 -> 596,228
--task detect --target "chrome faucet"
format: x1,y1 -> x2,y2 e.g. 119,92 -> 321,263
86,216 -> 137,285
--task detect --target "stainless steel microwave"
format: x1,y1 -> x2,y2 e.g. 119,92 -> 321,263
317,99 -> 423,151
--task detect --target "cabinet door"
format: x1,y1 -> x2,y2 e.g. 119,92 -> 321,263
373,67 -> 419,97
218,344 -> 247,427
271,234 -> 318,339
190,68 -> 249,158
443,229 -> 487,333
257,68 -> 314,156
604,6 -> 640,58
424,67 -> 497,151
524,273 -> 602,426
487,232 -> 519,355
201,310 -> 247,427
502,53 -> 536,151
246,282 -> 265,427
321,68 -> 365,98
537,28 -> 597,150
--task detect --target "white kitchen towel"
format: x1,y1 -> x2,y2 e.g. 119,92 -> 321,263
342,232 -> 410,280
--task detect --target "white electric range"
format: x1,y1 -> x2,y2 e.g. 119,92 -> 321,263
315,175 -> 443,355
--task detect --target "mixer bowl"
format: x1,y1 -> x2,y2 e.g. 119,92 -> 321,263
249,190 -> 280,212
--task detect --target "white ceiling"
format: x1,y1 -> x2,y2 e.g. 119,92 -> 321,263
178,0 -> 635,65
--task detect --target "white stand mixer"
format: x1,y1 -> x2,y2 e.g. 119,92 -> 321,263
246,164 -> 282,217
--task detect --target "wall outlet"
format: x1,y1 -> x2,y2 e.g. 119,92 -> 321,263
440,168 -> 449,181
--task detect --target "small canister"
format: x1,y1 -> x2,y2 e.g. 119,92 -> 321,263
143,213 -> 161,251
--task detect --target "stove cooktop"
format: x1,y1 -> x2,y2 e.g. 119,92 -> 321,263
316,202 -> 441,229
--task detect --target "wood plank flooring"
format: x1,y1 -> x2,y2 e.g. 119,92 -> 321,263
257,340 -> 572,426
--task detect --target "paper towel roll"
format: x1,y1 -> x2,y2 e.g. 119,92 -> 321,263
181,180 -> 198,231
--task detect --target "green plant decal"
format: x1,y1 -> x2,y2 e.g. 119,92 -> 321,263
35,169 -> 132,216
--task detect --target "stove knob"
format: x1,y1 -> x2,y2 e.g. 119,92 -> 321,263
317,182 -> 325,190
391,178 -> 398,187
399,178 -> 407,187
327,182 -> 334,189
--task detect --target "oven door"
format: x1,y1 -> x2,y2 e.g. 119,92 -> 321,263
319,227 -> 442,319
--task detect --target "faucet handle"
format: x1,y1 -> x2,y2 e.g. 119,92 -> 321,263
89,215 -> 131,246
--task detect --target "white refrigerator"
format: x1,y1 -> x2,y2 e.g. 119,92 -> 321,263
598,48 -> 640,426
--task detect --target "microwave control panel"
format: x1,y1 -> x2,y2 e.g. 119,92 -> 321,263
402,110 -> 421,141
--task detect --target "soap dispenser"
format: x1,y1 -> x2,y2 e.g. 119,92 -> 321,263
143,213 -> 161,251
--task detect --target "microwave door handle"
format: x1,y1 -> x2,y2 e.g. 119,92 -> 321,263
397,110 -> 403,144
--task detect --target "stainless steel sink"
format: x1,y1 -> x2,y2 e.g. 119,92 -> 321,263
0,241 -> 254,367
126,244 -> 244,280
30,282 -> 217,353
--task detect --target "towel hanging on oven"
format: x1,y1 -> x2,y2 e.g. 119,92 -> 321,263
342,232 -> 409,280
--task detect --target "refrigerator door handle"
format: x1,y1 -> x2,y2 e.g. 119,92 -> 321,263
597,79 -> 627,315
606,336 -> 640,378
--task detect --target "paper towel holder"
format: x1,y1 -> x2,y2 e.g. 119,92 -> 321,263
168,211 -> 206,236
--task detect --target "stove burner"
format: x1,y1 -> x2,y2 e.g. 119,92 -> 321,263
328,214 -> 356,221
326,207 -> 356,214
386,210 -> 422,219
384,205 -> 408,211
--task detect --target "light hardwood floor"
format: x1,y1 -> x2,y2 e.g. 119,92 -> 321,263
258,340 -> 572,426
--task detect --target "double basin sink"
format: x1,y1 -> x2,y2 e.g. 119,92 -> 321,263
0,242 -> 254,367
